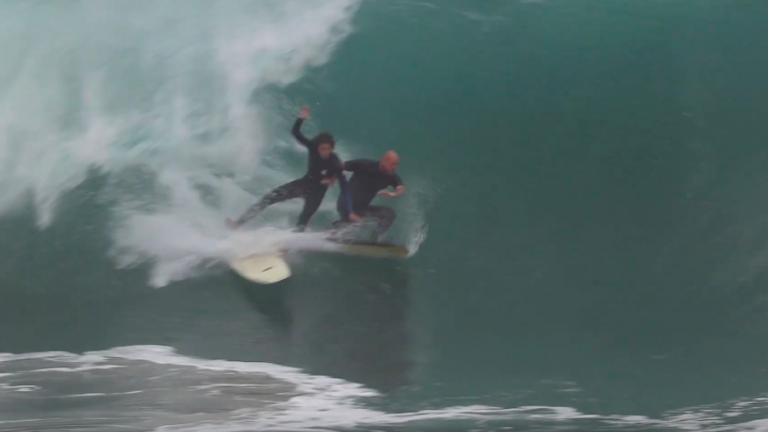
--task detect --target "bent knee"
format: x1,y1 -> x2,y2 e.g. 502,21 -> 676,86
378,208 -> 396,224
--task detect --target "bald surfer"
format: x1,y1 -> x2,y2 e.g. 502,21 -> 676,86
226,106 -> 354,232
334,151 -> 405,239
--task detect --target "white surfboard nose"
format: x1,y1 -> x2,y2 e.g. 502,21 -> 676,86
228,253 -> 291,284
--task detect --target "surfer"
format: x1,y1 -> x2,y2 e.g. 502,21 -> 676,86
334,151 -> 405,239
226,106 -> 356,232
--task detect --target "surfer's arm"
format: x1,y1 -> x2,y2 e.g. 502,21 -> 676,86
291,118 -> 311,147
341,159 -> 365,172
378,175 -> 405,198
291,107 -> 312,147
379,185 -> 405,199
391,185 -> 406,197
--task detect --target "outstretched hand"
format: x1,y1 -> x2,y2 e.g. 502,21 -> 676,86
378,186 -> 405,199
299,106 -> 310,120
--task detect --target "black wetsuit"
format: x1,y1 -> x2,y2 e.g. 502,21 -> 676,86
235,118 -> 352,231
336,159 -> 403,236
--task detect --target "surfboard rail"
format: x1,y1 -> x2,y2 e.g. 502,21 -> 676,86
322,238 -> 409,258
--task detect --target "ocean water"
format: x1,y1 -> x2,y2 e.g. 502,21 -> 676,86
2,0 -> 768,430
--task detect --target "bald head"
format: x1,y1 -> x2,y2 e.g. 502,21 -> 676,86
380,151 -> 399,174
383,150 -> 399,162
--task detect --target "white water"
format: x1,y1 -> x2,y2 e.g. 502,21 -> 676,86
0,0 -> 363,286
2,344 -> 751,432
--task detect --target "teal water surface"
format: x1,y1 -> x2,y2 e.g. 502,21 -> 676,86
2,1 -> 768,431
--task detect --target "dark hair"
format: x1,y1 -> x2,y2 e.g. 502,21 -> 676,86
313,132 -> 336,148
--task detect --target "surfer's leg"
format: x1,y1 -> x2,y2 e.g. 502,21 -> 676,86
329,198 -> 352,233
366,205 -> 396,239
234,179 -> 304,227
294,186 -> 327,232
335,197 -> 351,221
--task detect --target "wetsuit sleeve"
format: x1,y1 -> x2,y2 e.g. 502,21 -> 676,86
291,118 -> 312,147
334,158 -> 354,214
342,159 -> 366,172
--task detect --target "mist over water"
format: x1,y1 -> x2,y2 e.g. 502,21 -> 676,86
0,0 -> 369,286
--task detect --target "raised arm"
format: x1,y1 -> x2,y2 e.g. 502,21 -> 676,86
291,106 -> 312,147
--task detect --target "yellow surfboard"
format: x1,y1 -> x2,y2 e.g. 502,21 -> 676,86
318,239 -> 410,258
227,253 -> 291,284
